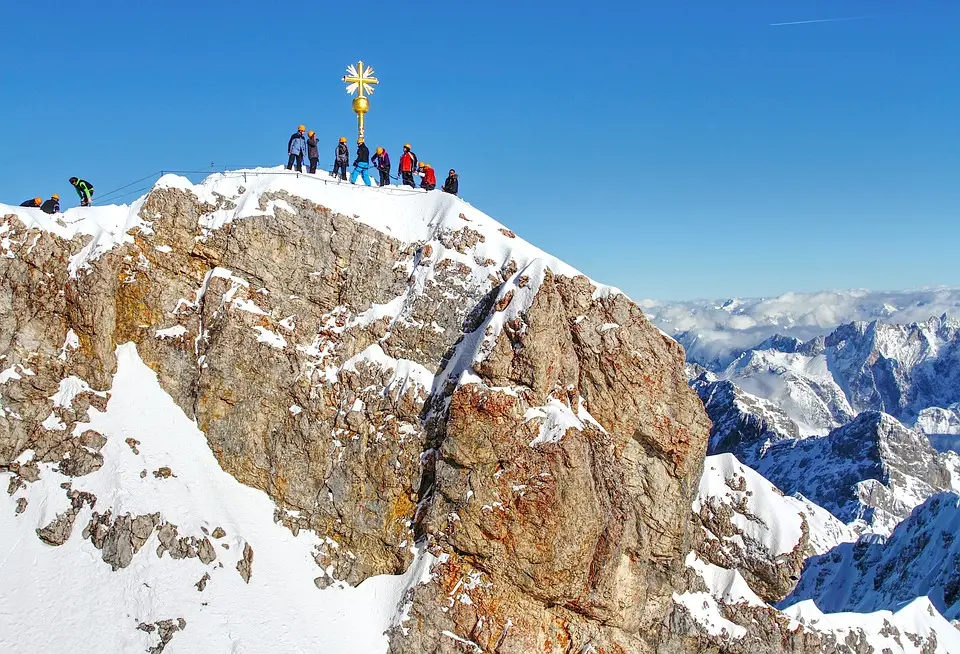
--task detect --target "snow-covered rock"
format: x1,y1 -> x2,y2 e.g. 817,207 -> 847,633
694,454 -> 856,602
783,492 -> 960,622
0,169 -> 718,653
751,412 -> 954,535
692,375 -> 802,461
682,313 -> 960,438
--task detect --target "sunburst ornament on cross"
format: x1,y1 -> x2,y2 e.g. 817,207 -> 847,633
342,61 -> 380,140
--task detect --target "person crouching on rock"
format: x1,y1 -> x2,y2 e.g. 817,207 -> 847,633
351,137 -> 371,186
417,162 -> 436,191
287,124 -> 307,172
371,147 -> 391,187
41,194 -> 60,214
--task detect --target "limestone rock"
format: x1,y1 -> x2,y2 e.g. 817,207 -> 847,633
83,511 -> 160,570
237,542 -> 254,583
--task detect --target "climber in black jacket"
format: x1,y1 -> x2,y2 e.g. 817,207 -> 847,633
442,170 -> 459,196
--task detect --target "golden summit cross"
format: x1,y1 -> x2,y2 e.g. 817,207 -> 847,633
342,61 -> 380,139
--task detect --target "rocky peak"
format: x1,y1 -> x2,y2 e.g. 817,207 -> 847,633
0,169 -> 719,652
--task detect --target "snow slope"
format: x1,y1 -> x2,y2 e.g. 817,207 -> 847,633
0,344 -> 435,653
783,492 -> 960,621
696,454 -> 857,559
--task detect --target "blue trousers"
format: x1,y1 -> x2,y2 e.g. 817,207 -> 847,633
350,162 -> 371,186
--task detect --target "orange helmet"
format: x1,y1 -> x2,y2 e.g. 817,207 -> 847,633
339,137 -> 347,143
307,130 -> 316,137
376,147 -> 384,154
298,124 -> 306,131
33,197 -> 41,205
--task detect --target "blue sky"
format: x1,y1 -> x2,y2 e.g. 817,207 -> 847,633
1,1 -> 957,300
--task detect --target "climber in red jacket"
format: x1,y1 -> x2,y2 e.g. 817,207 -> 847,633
398,144 -> 418,188
417,162 -> 436,191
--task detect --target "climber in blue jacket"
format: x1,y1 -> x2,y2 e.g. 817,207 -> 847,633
287,125 -> 307,172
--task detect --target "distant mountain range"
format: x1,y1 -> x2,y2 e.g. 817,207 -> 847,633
644,289 -> 960,371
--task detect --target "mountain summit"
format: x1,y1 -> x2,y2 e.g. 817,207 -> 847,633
2,169 -> 957,653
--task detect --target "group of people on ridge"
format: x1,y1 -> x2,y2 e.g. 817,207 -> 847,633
286,125 -> 459,195
19,178 -> 94,214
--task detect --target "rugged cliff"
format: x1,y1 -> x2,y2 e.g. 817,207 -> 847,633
0,170 -> 713,652
3,170 -> 957,653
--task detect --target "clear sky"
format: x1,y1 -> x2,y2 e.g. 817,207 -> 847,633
1,1 -> 957,300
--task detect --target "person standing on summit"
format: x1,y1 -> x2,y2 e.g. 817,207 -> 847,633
398,144 -> 418,188
307,131 -> 320,174
286,125 -> 307,172
350,137 -> 371,186
371,147 -> 391,187
332,137 -> 349,180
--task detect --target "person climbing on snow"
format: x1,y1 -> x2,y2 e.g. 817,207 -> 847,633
19,197 -> 41,208
371,147 -> 391,187
332,137 -> 349,180
286,124 -> 307,172
442,169 -> 458,196
307,130 -> 320,174
69,177 -> 94,206
350,137 -> 372,186
398,144 -> 418,188
40,194 -> 60,214
417,162 -> 436,191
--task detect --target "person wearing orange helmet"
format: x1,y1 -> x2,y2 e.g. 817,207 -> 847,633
19,197 -> 42,208
371,147 -> 391,187
286,124 -> 307,172
332,137 -> 349,180
307,130 -> 320,174
398,144 -> 418,188
40,194 -> 61,214
417,162 -> 436,191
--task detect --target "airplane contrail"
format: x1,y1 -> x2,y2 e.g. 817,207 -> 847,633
770,16 -> 869,26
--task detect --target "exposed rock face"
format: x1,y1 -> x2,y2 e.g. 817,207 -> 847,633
12,175 -> 945,651
0,178 -> 718,650
395,273 -> 709,652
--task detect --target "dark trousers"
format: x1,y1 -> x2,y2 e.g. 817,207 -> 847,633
287,153 -> 303,172
378,168 -> 390,187
422,183 -> 436,191
309,156 -> 319,174
332,162 -> 347,179
401,171 -> 415,187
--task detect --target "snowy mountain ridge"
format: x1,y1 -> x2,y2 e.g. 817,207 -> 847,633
644,289 -> 960,370
3,169 -> 959,652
